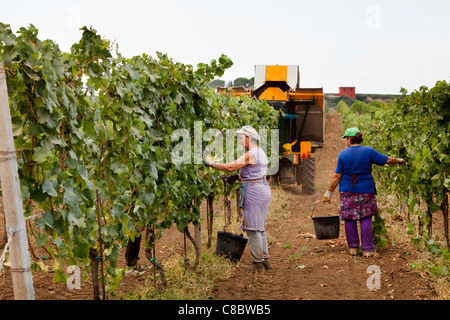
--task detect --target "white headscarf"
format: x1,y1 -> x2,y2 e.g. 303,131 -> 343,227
236,125 -> 260,141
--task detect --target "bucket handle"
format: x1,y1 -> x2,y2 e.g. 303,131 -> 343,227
311,201 -> 340,218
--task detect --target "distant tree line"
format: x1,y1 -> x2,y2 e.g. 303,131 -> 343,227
208,77 -> 255,89
325,93 -> 400,111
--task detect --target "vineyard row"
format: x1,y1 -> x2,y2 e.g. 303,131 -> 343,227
0,23 -> 280,295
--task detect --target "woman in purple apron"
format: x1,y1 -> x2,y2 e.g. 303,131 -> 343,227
206,126 -> 272,272
323,127 -> 405,257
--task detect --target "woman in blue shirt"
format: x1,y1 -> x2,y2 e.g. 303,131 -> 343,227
323,128 -> 405,257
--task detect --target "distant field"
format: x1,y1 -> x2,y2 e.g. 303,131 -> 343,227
324,93 -> 401,111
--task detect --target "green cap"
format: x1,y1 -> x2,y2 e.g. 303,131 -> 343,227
342,127 -> 361,138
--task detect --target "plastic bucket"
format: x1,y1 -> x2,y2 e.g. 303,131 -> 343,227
311,202 -> 340,240
215,231 -> 248,261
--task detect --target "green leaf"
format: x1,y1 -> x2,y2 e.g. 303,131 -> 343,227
62,184 -> 82,214
36,232 -> 48,246
41,211 -> 55,229
68,212 -> 86,228
42,179 -> 58,197
139,190 -> 155,207
73,237 -> 90,259
77,164 -> 93,189
121,217 -> 130,236
32,146 -> 54,164
106,245 -> 119,262
428,200 -> 441,214
150,162 -> 158,180
110,203 -> 124,220
52,268 -> 68,284
23,68 -> 40,81
407,195 -> 416,213
406,222 -> 415,235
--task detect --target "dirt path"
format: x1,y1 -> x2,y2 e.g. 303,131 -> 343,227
212,113 -> 438,300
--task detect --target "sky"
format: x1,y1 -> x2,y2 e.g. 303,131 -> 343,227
1,0 -> 450,94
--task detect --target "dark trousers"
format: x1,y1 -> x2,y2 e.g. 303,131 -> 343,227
125,235 -> 142,267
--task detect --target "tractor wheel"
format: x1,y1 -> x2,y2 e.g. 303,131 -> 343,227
301,158 -> 316,194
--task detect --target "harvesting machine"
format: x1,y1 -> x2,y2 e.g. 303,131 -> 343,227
217,65 -> 324,194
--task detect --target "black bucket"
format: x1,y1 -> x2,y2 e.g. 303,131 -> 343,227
216,231 -> 248,261
311,202 -> 340,240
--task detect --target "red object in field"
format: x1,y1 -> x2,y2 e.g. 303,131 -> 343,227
339,87 -> 356,99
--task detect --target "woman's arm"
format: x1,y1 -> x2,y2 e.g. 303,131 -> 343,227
209,152 -> 256,173
323,173 -> 342,203
328,173 -> 343,192
386,157 -> 405,165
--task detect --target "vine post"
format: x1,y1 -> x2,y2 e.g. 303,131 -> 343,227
95,190 -> 106,300
0,63 -> 35,300
206,193 -> 214,248
89,247 -> 100,300
2,212 -> 6,246
441,187 -> 449,249
194,222 -> 202,258
223,183 -> 231,229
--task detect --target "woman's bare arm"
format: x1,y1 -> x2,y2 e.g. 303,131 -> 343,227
386,157 -> 405,165
211,152 -> 256,173
328,173 -> 343,192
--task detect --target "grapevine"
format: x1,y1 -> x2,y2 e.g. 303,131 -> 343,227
0,23 -> 280,293
339,82 -> 450,258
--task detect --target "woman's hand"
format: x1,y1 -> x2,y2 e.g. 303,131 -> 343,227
324,173 -> 341,204
323,190 -> 332,204
220,174 -> 240,184
205,152 -> 256,173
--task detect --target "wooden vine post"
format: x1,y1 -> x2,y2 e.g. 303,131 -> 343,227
194,222 -> 202,258
223,182 -> 231,229
206,193 -> 214,248
95,190 -> 106,300
441,187 -> 449,249
89,247 -> 100,300
0,63 -> 35,300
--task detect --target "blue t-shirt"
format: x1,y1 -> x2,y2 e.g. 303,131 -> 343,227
335,146 -> 388,194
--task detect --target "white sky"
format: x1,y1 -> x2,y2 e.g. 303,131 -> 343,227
1,0 -> 450,94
